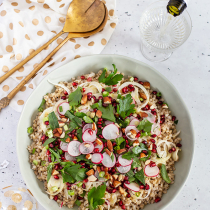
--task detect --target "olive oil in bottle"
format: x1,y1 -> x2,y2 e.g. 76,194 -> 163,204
167,0 -> 189,16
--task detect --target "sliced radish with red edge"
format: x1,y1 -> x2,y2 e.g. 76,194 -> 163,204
125,125 -> 139,140
79,141 -> 94,154
124,182 -> 140,192
82,129 -> 96,142
102,124 -> 119,140
57,102 -> 70,115
91,153 -> 103,164
94,142 -> 104,152
60,142 -> 69,152
67,141 -> 81,157
65,152 -> 76,161
118,155 -> 133,166
144,165 -> 160,177
116,165 -> 131,173
102,152 -> 116,168
104,120 -> 114,126
82,124 -> 97,133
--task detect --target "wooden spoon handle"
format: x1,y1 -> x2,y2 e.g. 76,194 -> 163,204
0,30 -> 64,84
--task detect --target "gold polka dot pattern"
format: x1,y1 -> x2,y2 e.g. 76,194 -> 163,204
32,19 -> 39,25
2,66 -> 9,72
101,38 -> 107,45
6,45 -> 13,52
45,16 -> 51,23
24,200 -> 33,210
9,23 -> 13,30
16,54 -> 22,60
11,2 -> 18,6
4,190 -> 14,197
25,34 -> 30,40
37,31 -> 44,36
20,86 -> 26,92
29,6 -> 35,10
17,100 -> 24,105
7,205 -> 17,210
3,85 -> 9,91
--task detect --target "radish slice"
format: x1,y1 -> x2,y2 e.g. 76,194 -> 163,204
142,111 -> 156,123
116,165 -> 131,173
129,118 -> 140,127
104,120 -> 114,126
91,153 -> 103,164
125,125 -> 139,140
128,116 -> 136,122
82,124 -> 97,133
144,165 -> 160,177
102,124 -> 119,140
65,152 -> 76,161
131,97 -> 136,104
67,141 -> 81,157
60,142 -> 69,152
118,155 -> 133,166
124,182 -> 140,192
94,142 -> 104,152
118,131 -> 122,138
79,108 -> 89,113
128,146 -> 134,152
79,142 -> 94,154
57,102 -> 70,115
82,129 -> 97,142
102,152 -> 116,168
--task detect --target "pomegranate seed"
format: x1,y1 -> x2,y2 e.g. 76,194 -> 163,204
155,197 -> 161,203
99,134 -> 103,138
87,77 -> 92,82
67,186 -> 71,190
171,147 -> 176,152
125,181 -> 130,184
98,118 -> 103,122
125,145 -> 130,149
87,95 -> 92,101
150,162 -> 156,167
108,189 -> 113,193
61,156 -> 65,160
161,115 -> 165,119
125,140 -> 129,144
124,176 -> 128,181
145,104 -> 150,110
119,201 -> 123,206
116,162 -> 121,167
153,144 -> 157,149
128,84 -> 134,88
177,143 -> 182,147
152,91 -> 157,95
112,189 -> 117,193
98,125 -> 102,129
129,87 -> 135,92
113,142 -> 116,147
111,168 -> 115,173
172,116 -> 176,121
98,96 -> 103,100
93,108 -> 97,112
138,81 -> 144,85
137,114 -> 141,119
41,134 -> 46,141
151,139 -> 155,143
113,88 -> 118,92
61,96 -> 66,100
104,142 -> 107,147
82,88 -> 86,92
80,162 -> 85,166
134,77 -> 138,81
156,96 -> 161,100
81,166 -> 85,168
66,182 -> 71,186
92,95 -> 96,100
73,161 -> 77,164
136,132 -> 141,138
145,184 -> 150,190
64,91 -> 68,95
94,148 -> 99,153
100,166 -> 104,171
84,179 -> 88,183
121,205 -> 126,209
49,143 -> 54,148
122,87 -> 128,94
142,140 -> 147,145
97,121 -> 102,125
46,150 -> 51,155
81,75 -> 85,79
82,183 -> 86,189
151,110 -> 157,115
102,88 -> 106,92
151,134 -> 157,138
88,130 -> 93,135
169,149 -> 172,153
158,101 -> 163,105
72,82 -> 78,87
54,175 -> 59,179
160,119 -> 165,124
127,193 -> 131,198
54,195 -> 58,201
140,185 -> 145,189
77,196 -> 83,200
142,150 -> 148,155
87,92 -> 92,96
54,164 -> 59,170
152,149 -> 157,153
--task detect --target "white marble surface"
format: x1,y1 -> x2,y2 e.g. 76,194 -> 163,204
0,0 -> 210,209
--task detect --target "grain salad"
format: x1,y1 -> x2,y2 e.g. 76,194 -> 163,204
27,65 -> 182,210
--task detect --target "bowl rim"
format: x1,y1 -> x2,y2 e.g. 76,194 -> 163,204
17,54 -> 195,210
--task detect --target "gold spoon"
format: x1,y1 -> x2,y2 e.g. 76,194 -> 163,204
0,6 -> 108,111
0,0 -> 105,84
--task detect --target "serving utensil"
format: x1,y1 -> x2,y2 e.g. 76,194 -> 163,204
0,5 -> 108,111
0,0 -> 105,84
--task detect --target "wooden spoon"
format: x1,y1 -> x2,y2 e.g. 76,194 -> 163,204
0,0 -> 105,84
0,6 -> 108,111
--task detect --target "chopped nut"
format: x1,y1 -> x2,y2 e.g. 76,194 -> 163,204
107,140 -> 113,152
96,110 -> 102,118
162,104 -> 168,109
90,112 -> 95,119
86,169 -> 94,176
128,129 -> 137,139
105,148 -> 111,156
60,132 -> 65,138
145,160 -> 151,165
121,128 -> 126,133
81,94 -> 87,105
84,143 -> 91,148
93,165 -> 97,170
115,123 -> 120,128
148,143 -> 153,150
92,122 -> 96,131
60,117 -> 68,122
133,140 -> 140,147
65,137 -> 70,143
140,112 -> 148,118
87,175 -> 97,182
95,138 -> 103,145
58,120 -> 65,127
53,128 -> 58,134
53,132 -> 61,137
143,82 -> 150,89
118,174 -> 125,182
140,92 -> 147,100
112,174 -> 118,180
73,136 -> 78,140
117,148 -> 126,154
140,153 -> 147,158
57,128 -> 63,135
86,154 -> 92,160
103,97 -> 112,104
104,167 -> 108,172
104,174 -> 110,180
119,186 -> 127,196
113,180 -> 121,188
97,166 -> 101,173
52,169 -> 59,175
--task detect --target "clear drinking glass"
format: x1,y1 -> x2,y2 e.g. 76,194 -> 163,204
139,0 -> 192,62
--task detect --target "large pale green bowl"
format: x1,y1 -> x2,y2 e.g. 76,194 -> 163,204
17,55 -> 194,210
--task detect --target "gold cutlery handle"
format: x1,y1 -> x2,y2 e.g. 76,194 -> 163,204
0,30 -> 64,84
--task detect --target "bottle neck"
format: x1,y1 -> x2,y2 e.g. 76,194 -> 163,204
167,0 -> 188,17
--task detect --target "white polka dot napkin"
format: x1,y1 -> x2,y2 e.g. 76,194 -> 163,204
0,0 -> 118,112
